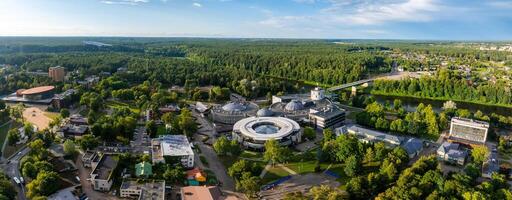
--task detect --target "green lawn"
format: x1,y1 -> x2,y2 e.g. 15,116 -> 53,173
240,151 -> 262,160
0,121 -> 12,151
262,166 -> 291,184
156,125 -> 168,137
106,100 -> 141,114
43,112 -> 60,120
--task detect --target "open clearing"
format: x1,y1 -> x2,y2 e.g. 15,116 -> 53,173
23,107 -> 54,130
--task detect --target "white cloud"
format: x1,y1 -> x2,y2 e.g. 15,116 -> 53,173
259,0 -> 442,29
334,0 -> 441,25
100,0 -> 149,5
487,1 -> 512,9
193,2 -> 202,7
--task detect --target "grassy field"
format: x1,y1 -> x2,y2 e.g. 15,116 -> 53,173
43,112 -> 60,120
262,166 -> 291,184
0,121 -> 12,152
106,100 -> 141,114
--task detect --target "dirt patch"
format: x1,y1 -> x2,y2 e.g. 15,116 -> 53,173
23,107 -> 53,130
259,173 -> 340,200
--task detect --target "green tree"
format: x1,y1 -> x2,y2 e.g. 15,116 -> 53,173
236,172 -> 260,197
26,171 -> 60,199
8,104 -> 24,122
390,119 -> 406,133
228,159 -> 250,180
63,139 -> 76,156
60,108 -> 70,118
464,163 -> 481,182
213,136 -> 230,156
0,172 -> 16,200
471,145 -> 490,166
344,155 -> 361,177
322,128 -> 334,144
393,99 -> 402,110
375,117 -> 390,131
28,139 -> 48,160
163,165 -> 184,184
303,126 -> 316,140
145,120 -> 158,138
309,185 -> 348,200
23,122 -> 34,138
263,139 -> 285,166
178,108 -> 197,137
161,112 -> 174,124
6,128 -> 20,146
229,140 -> 242,157
78,134 -> 99,150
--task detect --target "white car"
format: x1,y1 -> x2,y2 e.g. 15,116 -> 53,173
19,177 -> 24,184
76,176 -> 81,182
13,177 -> 20,185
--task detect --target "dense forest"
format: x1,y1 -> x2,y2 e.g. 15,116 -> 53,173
372,68 -> 512,106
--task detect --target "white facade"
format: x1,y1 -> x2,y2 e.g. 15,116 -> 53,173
120,180 -> 165,200
232,116 -> 301,149
346,125 -> 401,147
90,155 -> 118,192
449,117 -> 489,144
310,87 -> 325,101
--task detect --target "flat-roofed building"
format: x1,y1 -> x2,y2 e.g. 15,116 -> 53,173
49,66 -> 66,82
346,125 -> 401,147
151,135 -> 194,168
82,151 -> 98,168
308,106 -> 345,129
449,117 -> 489,145
120,180 -> 165,200
90,154 -> 118,191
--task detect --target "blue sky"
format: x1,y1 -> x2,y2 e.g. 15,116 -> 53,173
1,0 -> 511,40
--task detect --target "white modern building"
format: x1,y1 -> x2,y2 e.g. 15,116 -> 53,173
309,106 -> 345,129
232,116 -> 301,150
310,87 -> 325,101
120,180 -> 165,200
151,135 -> 194,168
346,125 -> 401,147
90,154 -> 118,191
449,117 -> 489,145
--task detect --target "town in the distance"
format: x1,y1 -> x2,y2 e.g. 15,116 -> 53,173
0,38 -> 511,200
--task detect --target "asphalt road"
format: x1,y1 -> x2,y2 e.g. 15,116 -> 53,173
191,107 -> 236,192
0,147 -> 30,200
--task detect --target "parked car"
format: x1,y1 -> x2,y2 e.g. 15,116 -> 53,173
13,177 -> 20,185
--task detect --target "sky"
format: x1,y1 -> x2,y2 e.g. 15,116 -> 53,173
0,0 -> 511,40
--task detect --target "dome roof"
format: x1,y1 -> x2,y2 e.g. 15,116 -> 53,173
257,108 -> 274,117
253,124 -> 280,135
285,100 -> 304,111
222,102 -> 247,112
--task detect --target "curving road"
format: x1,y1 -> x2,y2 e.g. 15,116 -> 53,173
0,147 -> 30,200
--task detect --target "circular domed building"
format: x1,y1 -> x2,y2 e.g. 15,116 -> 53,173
285,100 -> 304,111
211,101 -> 259,124
256,108 -> 274,117
232,116 -> 301,149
